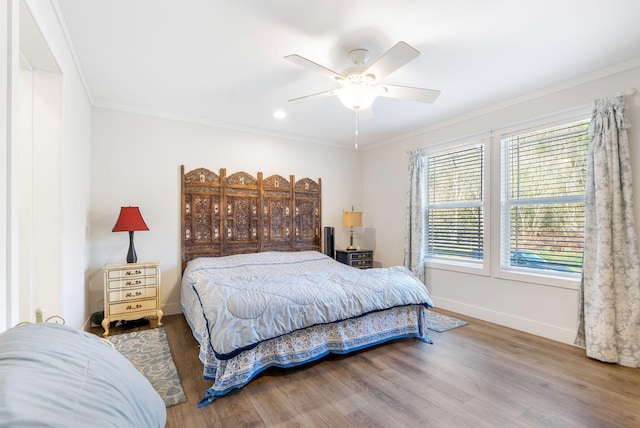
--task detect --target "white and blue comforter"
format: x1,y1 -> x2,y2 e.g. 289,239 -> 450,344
181,251 -> 434,405
184,251 -> 433,358
194,266 -> 432,359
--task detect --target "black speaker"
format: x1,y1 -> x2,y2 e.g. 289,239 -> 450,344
323,226 -> 335,258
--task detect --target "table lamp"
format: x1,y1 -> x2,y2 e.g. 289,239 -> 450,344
112,206 -> 149,263
342,206 -> 363,251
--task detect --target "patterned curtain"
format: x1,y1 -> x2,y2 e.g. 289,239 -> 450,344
575,95 -> 640,367
404,149 -> 426,283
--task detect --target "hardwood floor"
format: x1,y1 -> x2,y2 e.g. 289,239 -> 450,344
93,311 -> 640,427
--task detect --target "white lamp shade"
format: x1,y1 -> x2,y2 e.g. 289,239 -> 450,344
337,85 -> 377,110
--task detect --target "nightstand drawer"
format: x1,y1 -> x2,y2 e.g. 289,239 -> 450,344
107,274 -> 158,289
349,252 -> 370,261
109,286 -> 157,303
109,298 -> 158,316
352,258 -> 372,268
107,266 -> 157,280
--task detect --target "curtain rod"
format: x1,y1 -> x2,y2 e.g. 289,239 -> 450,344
407,89 -> 637,155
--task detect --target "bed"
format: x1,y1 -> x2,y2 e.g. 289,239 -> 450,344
180,167 -> 434,407
0,322 -> 166,427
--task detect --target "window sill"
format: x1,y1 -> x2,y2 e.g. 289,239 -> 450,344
424,259 -> 581,290
425,258 -> 490,277
496,268 -> 581,290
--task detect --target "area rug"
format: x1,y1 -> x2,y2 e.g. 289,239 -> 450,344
426,310 -> 469,332
108,327 -> 187,407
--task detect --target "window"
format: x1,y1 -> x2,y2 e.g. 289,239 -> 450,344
425,143 -> 485,262
420,111 -> 588,283
501,119 -> 589,274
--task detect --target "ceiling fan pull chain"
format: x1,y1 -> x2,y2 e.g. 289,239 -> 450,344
354,108 -> 359,149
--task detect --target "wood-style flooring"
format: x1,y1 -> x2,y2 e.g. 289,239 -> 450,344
92,310 -> 640,427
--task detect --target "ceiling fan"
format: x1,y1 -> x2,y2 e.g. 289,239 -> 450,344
284,41 -> 441,111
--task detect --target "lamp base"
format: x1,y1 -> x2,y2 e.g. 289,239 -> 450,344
346,228 -> 356,251
126,231 -> 138,263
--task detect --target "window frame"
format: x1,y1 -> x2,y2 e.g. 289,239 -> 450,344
423,138 -> 491,277
493,110 -> 590,289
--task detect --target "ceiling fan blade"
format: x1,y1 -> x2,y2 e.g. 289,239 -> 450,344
364,41 -> 420,83
284,54 -> 345,82
379,84 -> 441,104
288,88 -> 339,103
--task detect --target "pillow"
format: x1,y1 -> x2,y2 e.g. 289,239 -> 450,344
0,323 -> 166,427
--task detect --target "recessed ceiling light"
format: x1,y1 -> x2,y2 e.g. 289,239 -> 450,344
273,110 -> 287,119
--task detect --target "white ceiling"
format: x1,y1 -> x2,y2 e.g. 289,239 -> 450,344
54,0 -> 640,149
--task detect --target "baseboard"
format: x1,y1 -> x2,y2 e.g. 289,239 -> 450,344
161,301 -> 183,316
433,296 -> 578,345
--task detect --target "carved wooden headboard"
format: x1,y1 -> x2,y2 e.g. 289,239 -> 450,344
181,166 -> 322,271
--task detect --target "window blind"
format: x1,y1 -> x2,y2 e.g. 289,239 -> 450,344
426,144 -> 484,260
503,119 -> 589,273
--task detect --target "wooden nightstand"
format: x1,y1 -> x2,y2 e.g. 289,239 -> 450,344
335,249 -> 373,269
102,261 -> 163,336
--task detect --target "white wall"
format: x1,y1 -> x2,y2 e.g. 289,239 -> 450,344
0,0 -> 93,330
89,108 -> 363,317
364,62 -> 640,344
0,0 -> 20,332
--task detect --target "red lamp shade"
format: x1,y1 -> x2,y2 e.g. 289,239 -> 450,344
112,207 -> 149,263
112,206 -> 149,232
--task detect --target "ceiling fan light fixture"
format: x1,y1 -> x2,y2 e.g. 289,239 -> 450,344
337,85 -> 378,110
